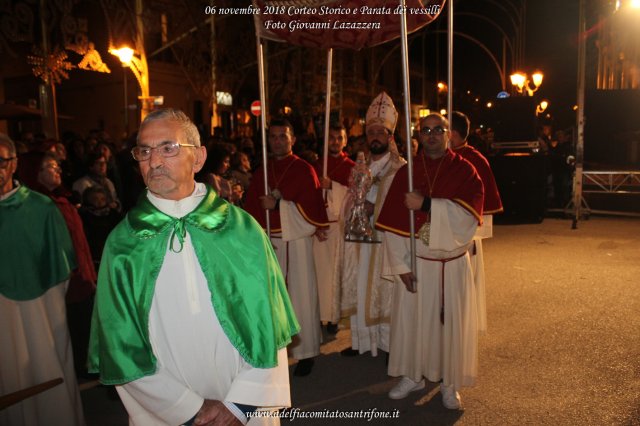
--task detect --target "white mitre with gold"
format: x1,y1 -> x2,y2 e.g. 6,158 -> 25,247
366,91 -> 398,133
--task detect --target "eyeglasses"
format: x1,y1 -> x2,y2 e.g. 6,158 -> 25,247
0,156 -> 16,169
131,142 -> 197,161
420,126 -> 448,136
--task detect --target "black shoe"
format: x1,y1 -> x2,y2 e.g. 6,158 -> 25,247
326,322 -> 339,335
340,348 -> 360,357
293,358 -> 314,376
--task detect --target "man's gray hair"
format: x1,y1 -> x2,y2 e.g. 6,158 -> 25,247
0,133 -> 16,156
138,109 -> 201,147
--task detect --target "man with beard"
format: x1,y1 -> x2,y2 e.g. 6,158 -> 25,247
340,92 -> 406,358
376,113 -> 484,409
312,124 -> 355,334
244,118 -> 329,377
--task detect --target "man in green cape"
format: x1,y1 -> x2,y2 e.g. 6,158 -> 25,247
0,134 -> 85,425
88,109 -> 299,426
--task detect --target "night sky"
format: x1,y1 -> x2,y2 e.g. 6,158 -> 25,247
448,0 -> 581,129
526,0 -> 580,128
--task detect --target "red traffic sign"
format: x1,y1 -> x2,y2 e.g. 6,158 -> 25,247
250,100 -> 261,116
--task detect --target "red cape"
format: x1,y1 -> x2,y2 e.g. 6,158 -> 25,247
313,151 -> 355,187
376,149 -> 484,237
453,144 -> 503,214
244,154 -> 329,232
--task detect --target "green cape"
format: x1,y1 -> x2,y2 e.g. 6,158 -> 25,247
0,185 -> 75,300
88,186 -> 299,384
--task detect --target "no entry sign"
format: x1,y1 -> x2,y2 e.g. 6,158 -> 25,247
250,100 -> 261,116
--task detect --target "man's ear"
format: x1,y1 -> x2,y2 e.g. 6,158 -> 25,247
193,146 -> 207,173
291,135 -> 296,147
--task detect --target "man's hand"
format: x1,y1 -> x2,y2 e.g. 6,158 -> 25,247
399,272 -> 417,293
320,176 -> 332,190
194,400 -> 242,426
404,191 -> 425,211
314,227 -> 328,242
259,194 -> 277,210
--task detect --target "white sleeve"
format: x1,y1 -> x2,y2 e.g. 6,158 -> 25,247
429,198 -> 478,251
327,181 -> 349,220
474,214 -> 493,239
381,232 -> 412,279
225,348 -> 291,408
117,368 -> 204,426
280,200 -> 316,241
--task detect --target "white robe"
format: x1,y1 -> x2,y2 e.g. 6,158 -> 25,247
0,282 -> 85,426
117,184 -> 289,426
472,214 -> 493,334
272,200 -> 322,360
312,180 -> 348,323
383,199 -> 479,390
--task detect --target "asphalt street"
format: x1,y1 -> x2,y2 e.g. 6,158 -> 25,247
81,216 -> 640,425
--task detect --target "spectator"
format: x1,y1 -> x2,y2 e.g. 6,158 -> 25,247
79,185 -> 123,268
72,152 -> 121,211
18,151 -> 98,377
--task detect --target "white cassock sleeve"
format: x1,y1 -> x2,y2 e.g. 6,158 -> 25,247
429,199 -> 478,252
225,348 -> 291,408
381,232 -> 412,279
280,200 -> 316,242
474,214 -> 493,239
118,348 -> 290,426
327,182 -> 349,220
117,370 -> 203,425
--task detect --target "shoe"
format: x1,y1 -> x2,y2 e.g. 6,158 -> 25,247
293,358 -> 314,377
326,322 -> 338,334
440,383 -> 461,409
388,377 -> 425,400
340,348 -> 360,357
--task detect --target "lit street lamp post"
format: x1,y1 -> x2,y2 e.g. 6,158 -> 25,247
110,46 -> 150,122
510,71 -> 543,96
536,99 -> 549,116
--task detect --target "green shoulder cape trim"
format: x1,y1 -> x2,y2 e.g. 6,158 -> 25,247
88,186 -> 299,384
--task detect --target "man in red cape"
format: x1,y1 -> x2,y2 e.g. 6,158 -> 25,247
312,123 -> 355,334
244,118 -> 329,377
450,111 -> 503,334
376,113 -> 484,410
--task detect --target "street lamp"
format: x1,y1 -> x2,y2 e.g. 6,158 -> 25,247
510,71 -> 543,96
536,100 -> 549,115
110,46 -> 151,121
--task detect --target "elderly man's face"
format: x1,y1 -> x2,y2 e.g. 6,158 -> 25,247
0,144 -> 17,195
419,115 -> 449,159
137,119 -> 206,200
